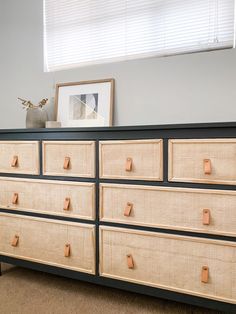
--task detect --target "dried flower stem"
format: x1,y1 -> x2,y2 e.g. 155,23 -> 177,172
18,97 -> 48,110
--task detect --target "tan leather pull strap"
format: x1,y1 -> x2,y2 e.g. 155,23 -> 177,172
203,159 -> 211,175
202,209 -> 210,225
63,197 -> 70,211
12,193 -> 18,205
64,244 -> 71,257
125,157 -> 133,172
63,157 -> 70,170
124,202 -> 133,217
201,266 -> 209,283
11,155 -> 18,167
11,235 -> 19,247
127,254 -> 134,269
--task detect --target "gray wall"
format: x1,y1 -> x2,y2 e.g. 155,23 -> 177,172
0,0 -> 235,129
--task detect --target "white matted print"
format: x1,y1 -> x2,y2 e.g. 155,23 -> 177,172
55,79 -> 114,127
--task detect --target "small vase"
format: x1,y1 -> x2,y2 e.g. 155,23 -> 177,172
26,107 -> 48,128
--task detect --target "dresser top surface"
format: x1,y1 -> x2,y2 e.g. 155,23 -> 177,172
0,122 -> 235,134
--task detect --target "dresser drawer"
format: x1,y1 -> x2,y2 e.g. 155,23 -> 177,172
0,177 -> 95,220
100,184 -> 236,237
0,141 -> 39,175
169,139 -> 236,185
100,227 -> 236,303
0,213 -> 95,273
43,141 -> 95,178
99,140 -> 163,181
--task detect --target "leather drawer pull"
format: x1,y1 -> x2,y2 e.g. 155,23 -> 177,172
202,209 -> 210,225
63,197 -> 70,211
63,157 -> 70,170
125,158 -> 133,172
11,235 -> 19,247
124,202 -> 133,217
201,266 -> 209,283
203,159 -> 211,175
11,155 -> 18,167
127,254 -> 134,269
64,244 -> 71,257
12,193 -> 18,205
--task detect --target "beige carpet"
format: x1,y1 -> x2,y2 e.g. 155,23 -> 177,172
0,263 -> 222,314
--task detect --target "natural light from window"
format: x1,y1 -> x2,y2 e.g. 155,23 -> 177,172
43,0 -> 235,72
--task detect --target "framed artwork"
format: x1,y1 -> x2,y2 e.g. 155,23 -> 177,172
55,79 -> 114,127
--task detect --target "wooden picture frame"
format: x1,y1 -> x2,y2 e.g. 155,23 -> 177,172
55,79 -> 114,127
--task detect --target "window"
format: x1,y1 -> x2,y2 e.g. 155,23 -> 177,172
43,0 -> 235,72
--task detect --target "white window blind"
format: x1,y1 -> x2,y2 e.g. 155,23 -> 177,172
43,0 -> 235,72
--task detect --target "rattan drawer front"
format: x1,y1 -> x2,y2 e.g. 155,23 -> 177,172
100,184 -> 236,237
169,139 -> 236,185
0,177 -> 95,220
100,227 -> 236,304
99,140 -> 163,181
0,213 -> 95,274
43,141 -> 95,178
0,141 -> 39,175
